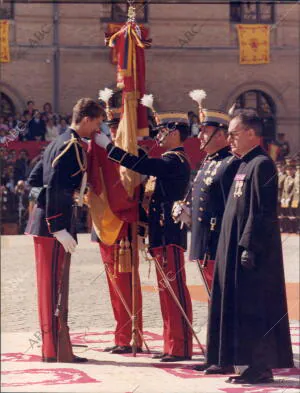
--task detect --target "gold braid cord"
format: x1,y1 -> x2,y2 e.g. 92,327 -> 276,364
51,133 -> 87,176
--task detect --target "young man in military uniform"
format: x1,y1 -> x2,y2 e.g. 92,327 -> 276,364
174,110 -> 240,375
281,158 -> 296,233
206,109 -> 293,384
291,161 -> 300,233
276,161 -> 286,232
26,98 -> 105,362
95,113 -> 193,362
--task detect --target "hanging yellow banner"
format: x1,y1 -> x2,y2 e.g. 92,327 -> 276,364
0,20 -> 10,63
237,24 -> 270,65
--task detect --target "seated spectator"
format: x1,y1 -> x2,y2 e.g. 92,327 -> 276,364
45,116 -> 59,141
0,116 -> 9,133
6,149 -> 17,166
41,102 -> 59,123
58,118 -> 69,135
0,180 -> 18,235
14,149 -> 30,181
0,146 -> 7,175
27,110 -> 46,141
15,180 -> 30,234
23,100 -> 36,118
18,115 -> 30,141
7,115 -> 17,130
2,164 -> 16,192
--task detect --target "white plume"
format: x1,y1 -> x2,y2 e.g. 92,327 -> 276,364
98,88 -> 113,105
228,103 -> 237,117
189,89 -> 207,106
141,94 -> 154,110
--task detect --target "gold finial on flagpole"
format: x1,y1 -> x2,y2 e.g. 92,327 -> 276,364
127,0 -> 136,22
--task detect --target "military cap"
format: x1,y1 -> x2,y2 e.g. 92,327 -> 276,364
156,112 -> 189,129
285,158 -> 296,168
199,109 -> 230,129
106,108 -> 121,128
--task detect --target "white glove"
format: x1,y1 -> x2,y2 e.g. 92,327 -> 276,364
53,229 -> 77,254
94,132 -> 111,149
172,202 -> 191,227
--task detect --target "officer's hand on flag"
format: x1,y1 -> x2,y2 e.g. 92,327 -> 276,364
53,229 -> 77,254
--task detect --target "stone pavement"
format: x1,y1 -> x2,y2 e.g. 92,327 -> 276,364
1,234 -> 299,392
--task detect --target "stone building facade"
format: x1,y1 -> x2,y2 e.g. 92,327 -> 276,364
0,1 -> 299,151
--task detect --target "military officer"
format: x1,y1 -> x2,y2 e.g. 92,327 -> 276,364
173,110 -> 240,375
276,161 -> 286,232
290,160 -> 299,233
26,98 -> 105,362
281,158 -> 296,233
94,113 -> 193,362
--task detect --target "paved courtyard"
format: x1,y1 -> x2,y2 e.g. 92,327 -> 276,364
1,233 -> 299,392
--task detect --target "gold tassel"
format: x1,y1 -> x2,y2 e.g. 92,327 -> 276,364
118,237 -> 132,273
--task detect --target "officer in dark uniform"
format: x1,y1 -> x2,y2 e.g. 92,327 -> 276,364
95,112 -> 193,362
281,158 -> 296,233
276,161 -> 286,232
26,98 -> 105,362
173,110 -> 240,375
291,161 -> 300,233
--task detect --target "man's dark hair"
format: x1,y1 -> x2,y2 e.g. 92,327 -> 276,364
27,100 -> 34,106
234,109 -> 263,136
176,123 -> 190,142
72,98 -> 106,125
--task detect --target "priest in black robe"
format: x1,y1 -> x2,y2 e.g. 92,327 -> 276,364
206,109 -> 294,384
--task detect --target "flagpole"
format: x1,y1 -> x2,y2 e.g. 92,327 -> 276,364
130,222 -> 139,356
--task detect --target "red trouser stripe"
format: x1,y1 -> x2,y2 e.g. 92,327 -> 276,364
152,245 -> 193,357
34,236 -> 72,359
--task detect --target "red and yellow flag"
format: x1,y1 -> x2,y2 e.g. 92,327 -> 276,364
0,21 -> 10,63
88,21 -> 150,247
237,24 -> 270,64
108,22 -> 149,197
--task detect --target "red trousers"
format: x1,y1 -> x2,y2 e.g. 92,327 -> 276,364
197,259 -> 215,295
34,236 -> 73,360
99,242 -> 143,347
151,245 -> 193,357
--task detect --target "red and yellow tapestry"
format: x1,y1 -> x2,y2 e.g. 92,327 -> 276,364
237,24 -> 270,65
0,21 -> 10,63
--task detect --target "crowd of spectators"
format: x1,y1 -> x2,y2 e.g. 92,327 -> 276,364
0,100 -> 72,142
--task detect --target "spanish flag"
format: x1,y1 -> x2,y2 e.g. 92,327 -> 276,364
88,21 -> 150,246
108,22 -> 149,197
237,24 -> 270,65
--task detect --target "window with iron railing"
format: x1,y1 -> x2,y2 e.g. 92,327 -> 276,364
230,1 -> 275,24
0,1 -> 14,20
111,0 -> 148,23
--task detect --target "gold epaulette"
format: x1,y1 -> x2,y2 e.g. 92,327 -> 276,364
51,133 -> 87,177
162,151 -> 188,164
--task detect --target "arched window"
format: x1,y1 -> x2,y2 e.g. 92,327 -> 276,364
0,93 -> 15,117
234,90 -> 276,142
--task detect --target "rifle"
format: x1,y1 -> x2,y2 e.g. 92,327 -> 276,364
55,204 -> 79,362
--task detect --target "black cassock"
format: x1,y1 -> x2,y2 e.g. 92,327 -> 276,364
206,145 -> 294,368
